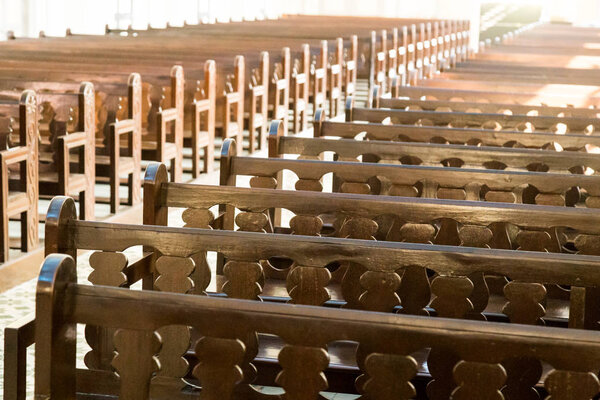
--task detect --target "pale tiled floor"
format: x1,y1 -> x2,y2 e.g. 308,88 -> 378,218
0,89 -> 369,398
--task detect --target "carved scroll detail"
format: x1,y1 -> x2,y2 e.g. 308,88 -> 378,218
290,214 -> 323,236
235,211 -> 269,233
339,217 -> 378,309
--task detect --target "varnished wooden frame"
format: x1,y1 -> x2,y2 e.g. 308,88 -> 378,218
30,250 -> 600,398
0,90 -> 38,262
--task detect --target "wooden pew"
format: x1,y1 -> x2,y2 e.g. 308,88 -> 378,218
31,252 -> 600,399
275,133 -> 600,177
0,64 -> 193,180
1,34 -> 273,151
390,85 -> 600,109
314,114 -> 600,151
104,26 -> 333,129
348,100 -> 600,134
110,16 -> 468,104
0,74 -> 143,213
435,68 -> 600,87
32,83 -> 96,220
144,165 -> 600,324
14,195 -> 596,396
418,78 -> 600,106
221,134 -> 600,209
0,38 -> 233,168
0,91 -> 38,262
375,91 -> 600,119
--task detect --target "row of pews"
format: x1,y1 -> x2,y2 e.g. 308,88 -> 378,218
9,15 -> 600,400
0,15 -> 469,269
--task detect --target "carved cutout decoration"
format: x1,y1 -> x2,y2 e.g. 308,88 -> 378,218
182,208 -> 213,295
430,275 -> 474,319
451,361 -> 506,400
544,370 -> 600,400
193,337 -> 245,400
276,346 -> 329,400
501,357 -> 542,400
85,251 -> 128,370
358,271 -> 401,312
112,329 -> 160,400
427,348 -> 461,400
222,260 -> 263,300
154,256 -> 195,381
502,281 -> 546,325
363,353 -> 418,399
288,265 -> 331,306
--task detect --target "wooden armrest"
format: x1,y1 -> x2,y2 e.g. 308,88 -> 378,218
111,118 -> 136,156
58,131 -> 87,150
0,147 -> 29,165
225,92 -> 241,103
194,99 -> 211,113
112,119 -> 135,135
4,313 -> 35,400
159,107 -> 178,123
252,85 -> 266,97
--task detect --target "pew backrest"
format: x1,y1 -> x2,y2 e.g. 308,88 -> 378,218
37,253 -> 600,399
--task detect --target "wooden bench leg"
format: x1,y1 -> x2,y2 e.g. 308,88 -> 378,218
203,143 -> 213,174
4,313 -> 35,400
20,211 -> 28,253
191,129 -> 200,179
173,153 -> 183,183
127,172 -> 134,206
293,105 -> 301,134
249,91 -> 257,154
110,163 -> 118,215
80,189 -> 94,221
0,207 -> 7,263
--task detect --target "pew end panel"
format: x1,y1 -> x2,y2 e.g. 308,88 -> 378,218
0,90 -> 39,261
268,47 -> 290,141
216,56 -> 245,155
246,51 -> 270,153
343,35 -> 359,101
290,43 -> 310,134
36,83 -> 96,220
311,40 -> 328,118
142,66 -> 184,183
95,73 -> 143,214
188,60 -> 216,176
327,38 -> 344,119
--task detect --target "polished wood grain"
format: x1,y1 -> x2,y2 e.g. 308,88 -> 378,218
34,253 -> 600,398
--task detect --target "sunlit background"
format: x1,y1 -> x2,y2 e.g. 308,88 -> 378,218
0,0 -> 598,46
